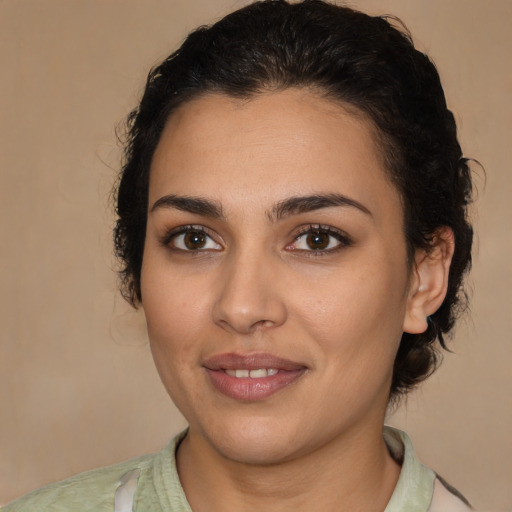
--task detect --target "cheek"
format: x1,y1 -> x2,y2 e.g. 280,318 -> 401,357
141,258 -> 209,364
141,267 -> 210,414
294,259 -> 408,363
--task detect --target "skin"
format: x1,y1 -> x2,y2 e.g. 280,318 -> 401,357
141,89 -> 453,511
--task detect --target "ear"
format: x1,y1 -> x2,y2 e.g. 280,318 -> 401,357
403,227 -> 455,334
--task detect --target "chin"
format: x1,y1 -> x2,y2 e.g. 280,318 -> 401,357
199,416 -> 305,465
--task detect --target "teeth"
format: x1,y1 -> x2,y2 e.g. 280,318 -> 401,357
225,368 -> 278,378
249,368 -> 268,378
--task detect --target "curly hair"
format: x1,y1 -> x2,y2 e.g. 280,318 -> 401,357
114,0 -> 473,399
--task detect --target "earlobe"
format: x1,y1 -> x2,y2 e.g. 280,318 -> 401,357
403,227 -> 455,334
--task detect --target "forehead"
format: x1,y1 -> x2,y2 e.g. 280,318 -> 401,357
149,89 -> 400,219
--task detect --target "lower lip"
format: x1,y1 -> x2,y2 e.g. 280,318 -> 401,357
205,368 -> 306,401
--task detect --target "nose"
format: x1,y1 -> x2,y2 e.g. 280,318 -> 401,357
212,251 -> 287,335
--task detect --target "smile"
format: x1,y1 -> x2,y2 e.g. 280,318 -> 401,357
203,353 -> 307,401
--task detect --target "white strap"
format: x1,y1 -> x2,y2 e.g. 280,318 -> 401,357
114,469 -> 141,512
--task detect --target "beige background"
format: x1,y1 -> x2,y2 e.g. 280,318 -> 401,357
1,0 -> 511,510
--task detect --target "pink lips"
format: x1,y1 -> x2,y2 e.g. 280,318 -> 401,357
203,353 -> 307,401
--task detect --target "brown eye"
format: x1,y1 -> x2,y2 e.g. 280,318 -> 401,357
306,231 -> 330,250
288,225 -> 352,253
167,227 -> 222,252
184,231 -> 207,250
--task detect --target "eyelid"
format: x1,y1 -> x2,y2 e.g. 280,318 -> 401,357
286,224 -> 353,253
160,224 -> 223,251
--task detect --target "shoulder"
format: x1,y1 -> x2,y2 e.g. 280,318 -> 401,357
1,453 -> 155,512
383,426 -> 474,512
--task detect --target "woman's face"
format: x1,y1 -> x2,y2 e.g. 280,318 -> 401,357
141,89 -> 415,464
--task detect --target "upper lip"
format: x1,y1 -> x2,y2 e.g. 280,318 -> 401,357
203,353 -> 306,371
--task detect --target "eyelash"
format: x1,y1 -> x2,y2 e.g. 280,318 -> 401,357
160,225 -> 221,252
288,224 -> 353,256
160,223 -> 353,255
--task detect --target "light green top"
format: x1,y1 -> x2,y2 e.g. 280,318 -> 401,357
2,427 -> 468,512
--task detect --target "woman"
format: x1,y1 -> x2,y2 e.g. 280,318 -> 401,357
4,1 -> 474,510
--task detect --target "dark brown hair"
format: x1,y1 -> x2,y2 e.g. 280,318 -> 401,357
114,0 -> 473,398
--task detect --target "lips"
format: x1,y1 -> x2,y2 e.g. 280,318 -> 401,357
203,353 -> 307,401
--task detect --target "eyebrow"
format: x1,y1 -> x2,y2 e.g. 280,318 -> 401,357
269,193 -> 372,221
150,195 -> 224,219
150,192 -> 371,221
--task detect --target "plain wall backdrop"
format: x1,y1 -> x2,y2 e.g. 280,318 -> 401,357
1,1 -> 511,510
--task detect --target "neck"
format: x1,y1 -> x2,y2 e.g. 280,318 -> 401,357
176,422 -> 400,512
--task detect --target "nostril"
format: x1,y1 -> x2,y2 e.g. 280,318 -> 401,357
216,317 -> 275,335
252,319 -> 276,330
